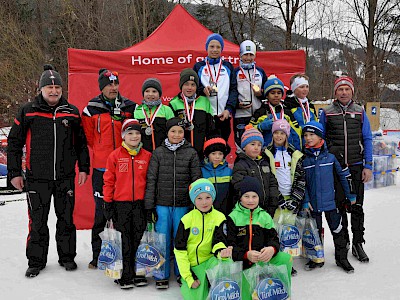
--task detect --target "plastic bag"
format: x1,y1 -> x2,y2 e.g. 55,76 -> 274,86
300,213 -> 324,263
206,259 -> 242,300
135,223 -> 166,278
274,208 -> 302,257
98,220 -> 123,279
244,262 -> 291,300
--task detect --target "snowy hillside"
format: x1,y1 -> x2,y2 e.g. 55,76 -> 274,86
1,177 -> 400,299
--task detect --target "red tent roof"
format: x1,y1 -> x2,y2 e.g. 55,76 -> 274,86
119,5 -> 239,53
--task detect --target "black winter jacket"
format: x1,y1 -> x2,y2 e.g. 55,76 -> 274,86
232,152 -> 281,217
144,140 -> 201,209
7,95 -> 90,180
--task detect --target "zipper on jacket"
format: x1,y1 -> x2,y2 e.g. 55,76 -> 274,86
131,156 -> 135,201
97,115 -> 101,143
213,64 -> 219,115
249,210 -> 253,251
248,69 -> 254,115
213,168 -> 219,198
52,106 -> 62,180
173,151 -> 176,207
112,118 -> 116,149
255,163 -> 267,205
343,112 -> 348,165
195,212 -> 205,265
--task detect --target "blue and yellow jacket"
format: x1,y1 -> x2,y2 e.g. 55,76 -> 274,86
201,160 -> 233,215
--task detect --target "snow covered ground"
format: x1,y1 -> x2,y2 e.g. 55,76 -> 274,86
1,177 -> 400,300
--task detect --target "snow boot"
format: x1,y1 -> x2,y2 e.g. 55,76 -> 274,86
176,275 -> 183,287
304,260 -> 324,271
291,267 -> 298,276
352,243 -> 369,262
155,279 -> 169,289
336,258 -> 354,273
25,266 -> 45,278
59,261 -> 77,271
115,279 -> 135,289
88,259 -> 97,269
134,276 -> 148,287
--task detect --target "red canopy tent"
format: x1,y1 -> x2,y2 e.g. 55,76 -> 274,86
68,4 -> 305,229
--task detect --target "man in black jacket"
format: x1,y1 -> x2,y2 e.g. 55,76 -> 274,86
7,65 -> 90,278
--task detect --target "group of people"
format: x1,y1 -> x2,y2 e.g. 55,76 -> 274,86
7,32 -> 372,299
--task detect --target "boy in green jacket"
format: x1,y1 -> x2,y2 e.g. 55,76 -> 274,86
174,178 -> 232,300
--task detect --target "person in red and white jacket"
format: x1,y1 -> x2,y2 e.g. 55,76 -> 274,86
102,119 -> 152,289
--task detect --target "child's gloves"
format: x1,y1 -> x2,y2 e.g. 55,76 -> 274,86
278,198 -> 286,209
103,201 -> 114,221
146,208 -> 158,223
258,118 -> 273,132
285,200 -> 297,212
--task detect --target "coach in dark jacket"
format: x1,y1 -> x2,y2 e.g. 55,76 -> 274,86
7,65 -> 90,278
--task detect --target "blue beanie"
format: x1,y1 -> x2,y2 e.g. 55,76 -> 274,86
263,75 -> 284,97
189,179 -> 216,204
238,176 -> 263,202
303,121 -> 324,138
241,125 -> 264,149
206,33 -> 224,51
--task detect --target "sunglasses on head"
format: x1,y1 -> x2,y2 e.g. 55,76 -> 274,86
103,71 -> 119,78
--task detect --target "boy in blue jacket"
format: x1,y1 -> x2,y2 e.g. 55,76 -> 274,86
302,121 -> 356,273
201,136 -> 233,215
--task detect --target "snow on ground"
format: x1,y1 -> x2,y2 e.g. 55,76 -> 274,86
1,176 -> 400,300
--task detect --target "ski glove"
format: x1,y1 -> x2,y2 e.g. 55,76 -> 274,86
146,208 -> 158,223
285,200 -> 297,212
258,118 -> 273,132
347,195 -> 357,205
278,198 -> 286,209
103,201 -> 114,221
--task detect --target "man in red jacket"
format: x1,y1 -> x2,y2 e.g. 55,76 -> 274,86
82,69 -> 136,269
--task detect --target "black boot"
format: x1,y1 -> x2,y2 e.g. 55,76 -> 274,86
352,243 -> 369,262
25,266 -> 45,278
336,257 -> 354,273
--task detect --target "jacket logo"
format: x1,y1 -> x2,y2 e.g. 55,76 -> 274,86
192,227 -> 199,235
119,162 -> 128,172
62,119 -> 69,127
67,189 -> 74,197
238,227 -> 246,236
262,166 -> 270,173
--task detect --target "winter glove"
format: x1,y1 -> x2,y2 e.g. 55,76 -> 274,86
285,200 -> 297,212
146,208 -> 158,224
278,198 -> 286,210
258,118 -> 273,132
103,201 -> 114,221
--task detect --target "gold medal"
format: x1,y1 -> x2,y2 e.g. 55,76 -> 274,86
252,84 -> 260,93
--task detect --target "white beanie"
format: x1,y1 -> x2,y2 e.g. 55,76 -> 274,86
240,40 -> 256,56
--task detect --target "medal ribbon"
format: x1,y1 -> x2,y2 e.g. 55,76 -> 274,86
298,100 -> 311,123
142,104 -> 162,127
206,58 -> 223,85
182,93 -> 196,123
239,64 -> 257,85
268,103 -> 285,121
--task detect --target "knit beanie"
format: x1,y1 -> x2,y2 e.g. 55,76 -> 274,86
205,33 -> 224,51
303,121 -> 324,138
238,176 -> 263,201
39,64 -> 62,89
240,40 -> 256,56
203,136 -> 231,158
272,119 -> 291,137
121,119 -> 141,139
241,125 -> 264,149
166,117 -> 186,132
263,75 -> 284,97
334,76 -> 354,95
142,78 -> 162,97
189,178 -> 216,204
179,68 -> 199,90
98,68 -> 119,91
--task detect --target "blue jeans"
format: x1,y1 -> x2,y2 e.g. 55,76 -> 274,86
155,205 -> 190,280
